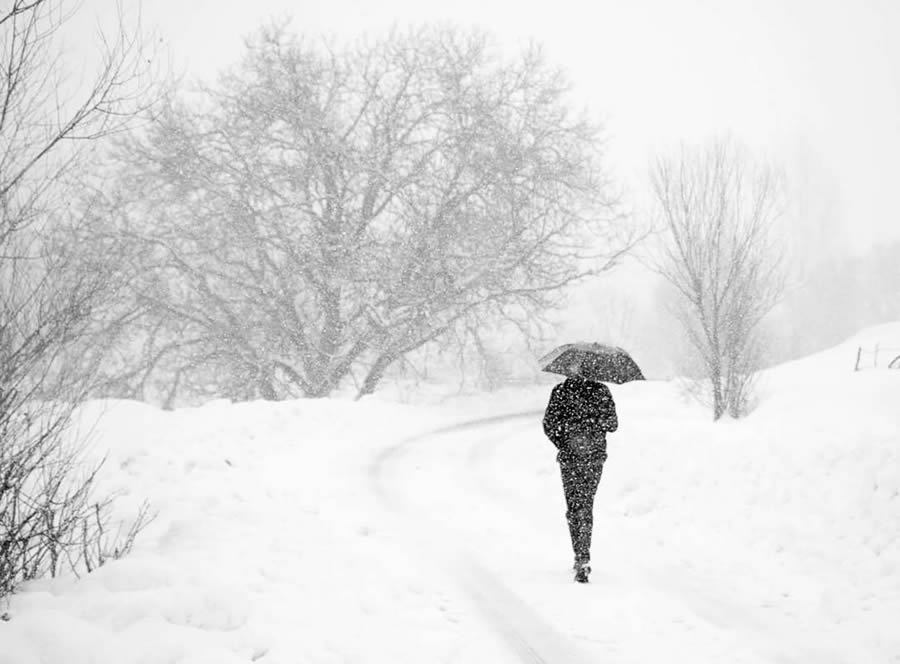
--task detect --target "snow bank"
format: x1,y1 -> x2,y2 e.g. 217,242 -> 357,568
0,324 -> 897,662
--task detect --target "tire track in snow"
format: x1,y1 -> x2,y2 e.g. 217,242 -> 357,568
369,410 -> 594,664
369,410 -> 540,507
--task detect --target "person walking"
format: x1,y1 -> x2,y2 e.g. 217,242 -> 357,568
542,361 -> 618,583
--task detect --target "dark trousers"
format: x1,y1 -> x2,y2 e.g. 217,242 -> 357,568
558,451 -> 606,565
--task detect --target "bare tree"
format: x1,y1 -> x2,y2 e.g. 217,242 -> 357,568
1,0 -> 156,599
99,23 -> 631,402
650,139 -> 785,419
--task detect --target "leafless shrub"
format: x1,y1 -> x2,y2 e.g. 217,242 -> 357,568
0,398 -> 157,599
0,0 -> 158,600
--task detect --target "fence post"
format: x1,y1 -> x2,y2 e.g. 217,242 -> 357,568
855,347 -> 862,371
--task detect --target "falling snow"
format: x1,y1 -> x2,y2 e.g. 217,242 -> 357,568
1,324 -> 898,663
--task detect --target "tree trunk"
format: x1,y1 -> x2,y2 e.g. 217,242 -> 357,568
356,353 -> 397,399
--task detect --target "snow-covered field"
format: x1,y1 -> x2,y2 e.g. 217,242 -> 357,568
2,324 -> 899,663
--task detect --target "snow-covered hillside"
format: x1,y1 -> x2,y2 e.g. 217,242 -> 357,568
1,325 -> 898,663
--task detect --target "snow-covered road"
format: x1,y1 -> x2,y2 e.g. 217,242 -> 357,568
371,410 -> 592,664
370,409 -> 826,664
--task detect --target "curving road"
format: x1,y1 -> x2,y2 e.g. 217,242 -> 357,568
367,406 -> 836,664
369,410 -> 596,664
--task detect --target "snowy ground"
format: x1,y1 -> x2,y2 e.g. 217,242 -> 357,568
1,324 -> 899,663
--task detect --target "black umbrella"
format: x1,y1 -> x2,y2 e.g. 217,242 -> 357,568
539,342 -> 645,384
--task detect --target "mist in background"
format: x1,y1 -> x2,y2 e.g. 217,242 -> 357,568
66,0 -> 900,384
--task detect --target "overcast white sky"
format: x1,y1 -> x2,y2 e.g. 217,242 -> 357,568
74,0 -> 900,255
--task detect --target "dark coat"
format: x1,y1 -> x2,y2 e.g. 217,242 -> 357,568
542,378 -> 618,458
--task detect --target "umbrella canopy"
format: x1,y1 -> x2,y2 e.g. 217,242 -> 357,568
539,342 -> 645,384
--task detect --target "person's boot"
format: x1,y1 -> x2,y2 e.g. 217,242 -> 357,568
574,561 -> 591,583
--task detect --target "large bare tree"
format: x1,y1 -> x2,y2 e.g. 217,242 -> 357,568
0,0 -> 155,598
102,24 -> 630,401
651,139 -> 785,419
